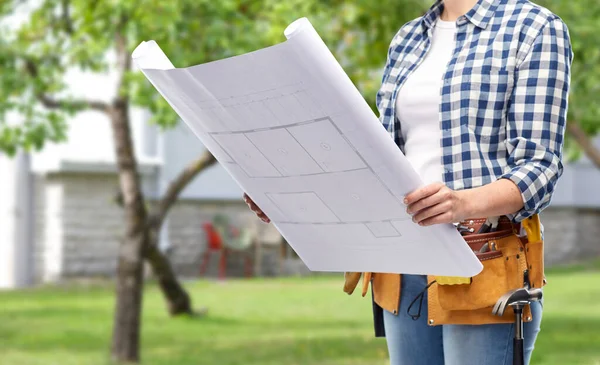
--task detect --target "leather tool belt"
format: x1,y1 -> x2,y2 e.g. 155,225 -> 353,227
458,216 -> 527,261
429,215 -> 545,325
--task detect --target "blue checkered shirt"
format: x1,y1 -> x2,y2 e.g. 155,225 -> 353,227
377,0 -> 573,223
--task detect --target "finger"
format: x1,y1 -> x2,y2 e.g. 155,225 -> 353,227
254,209 -> 269,220
406,189 -> 447,215
247,200 -> 263,213
244,193 -> 256,204
246,199 -> 259,210
404,182 -> 444,205
412,200 -> 451,224
419,212 -> 453,226
243,193 -> 270,223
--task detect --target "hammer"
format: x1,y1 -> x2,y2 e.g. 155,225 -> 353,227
492,282 -> 543,365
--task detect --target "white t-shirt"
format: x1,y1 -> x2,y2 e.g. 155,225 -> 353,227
395,19 -> 457,185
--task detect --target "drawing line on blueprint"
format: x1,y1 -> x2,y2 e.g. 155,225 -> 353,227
327,119 -> 405,207
208,116 -> 329,135
230,167 -> 369,179
366,221 -> 402,238
210,117 -> 371,179
285,128 -> 324,172
210,114 -> 407,215
191,81 -> 306,106
275,218 -> 412,225
265,191 -> 342,223
207,134 -> 236,164
198,87 -> 323,130
276,219 -> 407,240
244,132 -> 288,176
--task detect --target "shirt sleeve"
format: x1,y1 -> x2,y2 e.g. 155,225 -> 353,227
501,17 -> 574,223
376,28 -> 406,147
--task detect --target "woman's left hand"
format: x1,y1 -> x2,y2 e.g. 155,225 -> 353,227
404,182 -> 469,226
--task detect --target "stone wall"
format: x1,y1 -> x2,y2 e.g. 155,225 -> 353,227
33,172 -> 291,282
540,208 -> 600,266
34,173 -> 125,281
165,199 -> 285,278
61,173 -> 123,277
31,172 -> 600,283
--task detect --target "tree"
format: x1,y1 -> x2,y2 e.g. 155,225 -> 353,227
0,1 -> 218,361
536,0 -> 600,167
0,0 -> 428,362
4,0 -> 596,363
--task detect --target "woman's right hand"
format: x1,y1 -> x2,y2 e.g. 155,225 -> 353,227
243,193 -> 271,223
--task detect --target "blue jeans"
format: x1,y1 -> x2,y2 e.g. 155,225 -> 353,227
383,274 -> 543,365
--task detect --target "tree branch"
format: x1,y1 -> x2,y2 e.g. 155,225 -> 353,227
567,121 -> 600,169
114,21 -> 131,108
61,0 -> 74,34
38,93 -> 110,112
150,151 -> 217,228
24,59 -> 110,113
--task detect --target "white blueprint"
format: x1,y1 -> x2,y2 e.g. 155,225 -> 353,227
132,18 -> 482,277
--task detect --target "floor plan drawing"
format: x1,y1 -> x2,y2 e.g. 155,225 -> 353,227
210,117 -> 368,177
132,18 -> 483,277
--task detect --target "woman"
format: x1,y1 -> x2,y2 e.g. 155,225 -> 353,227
244,0 -> 573,364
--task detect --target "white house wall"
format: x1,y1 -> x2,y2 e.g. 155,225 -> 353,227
0,152 -> 34,288
0,154 -> 19,288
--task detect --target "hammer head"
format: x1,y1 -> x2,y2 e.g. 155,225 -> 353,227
492,287 -> 543,316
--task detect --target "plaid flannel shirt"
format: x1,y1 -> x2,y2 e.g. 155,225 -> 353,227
377,0 -> 573,223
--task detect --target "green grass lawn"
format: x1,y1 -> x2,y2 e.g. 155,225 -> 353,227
0,267 -> 599,365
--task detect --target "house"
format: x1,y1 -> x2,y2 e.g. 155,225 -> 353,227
0,62 -> 294,289
1,5 -> 599,289
3,96 -> 599,289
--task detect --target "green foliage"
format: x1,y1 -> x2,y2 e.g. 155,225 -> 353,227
2,0 -> 598,160
0,0 -> 426,155
536,0 -> 600,160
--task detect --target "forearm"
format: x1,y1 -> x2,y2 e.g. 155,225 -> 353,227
457,179 -> 524,219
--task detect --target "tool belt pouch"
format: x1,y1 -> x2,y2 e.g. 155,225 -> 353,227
435,229 -> 532,311
525,237 -> 545,288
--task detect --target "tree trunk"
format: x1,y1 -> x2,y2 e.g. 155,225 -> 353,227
143,151 -> 216,315
110,143 -> 217,317
567,121 -> 600,169
110,101 -> 148,363
144,232 -> 192,315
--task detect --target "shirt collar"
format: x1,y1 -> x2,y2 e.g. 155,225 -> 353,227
421,0 -> 499,31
